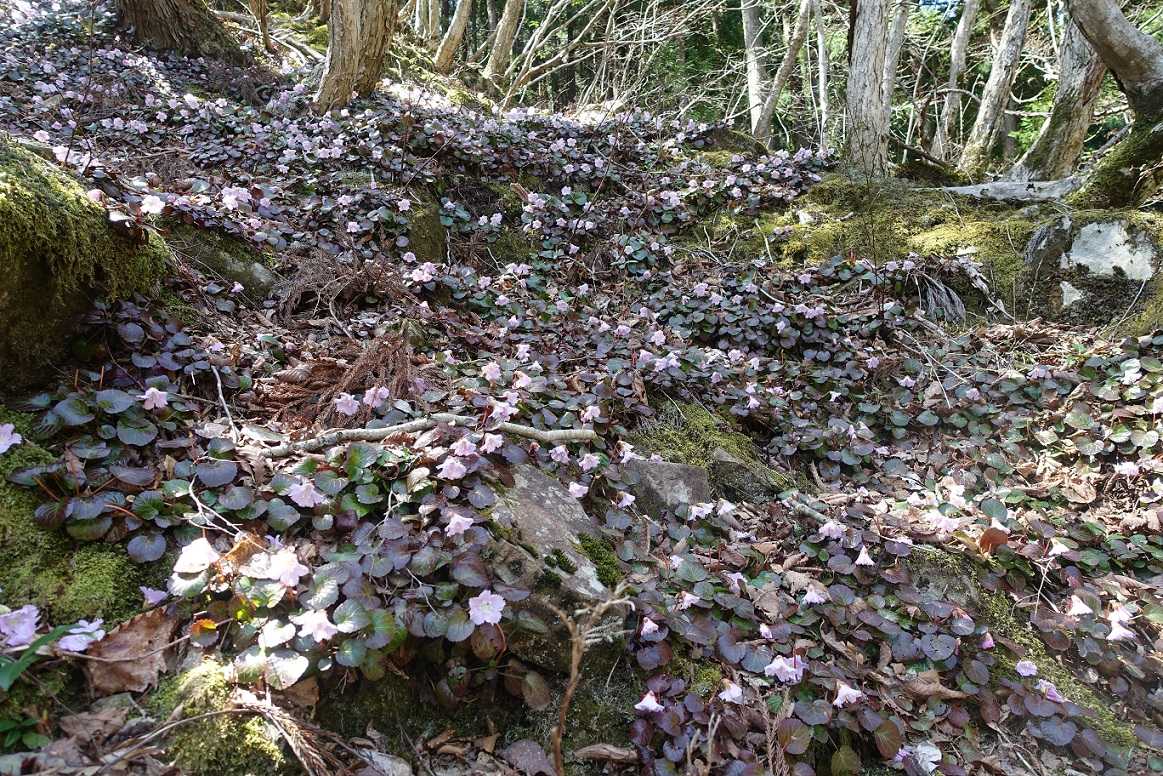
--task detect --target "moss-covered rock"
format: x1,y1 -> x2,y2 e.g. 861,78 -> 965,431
628,402 -> 793,500
0,409 -> 157,624
0,141 -> 168,389
164,221 -> 275,298
406,199 -> 448,263
148,659 -> 289,776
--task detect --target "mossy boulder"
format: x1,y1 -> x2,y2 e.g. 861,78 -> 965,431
0,409 -> 159,624
406,199 -> 448,263
0,141 -> 168,389
164,221 -> 276,298
148,658 -> 289,775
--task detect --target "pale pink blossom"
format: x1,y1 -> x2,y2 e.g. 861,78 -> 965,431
832,681 -> 864,707
288,479 -> 327,508
640,617 -> 660,636
1066,596 -> 1093,617
334,393 -> 360,416
764,655 -> 805,683
513,371 -> 532,389
581,405 -> 601,423
482,362 -> 502,383
480,433 -> 504,453
451,436 -> 478,457
801,586 -> 828,606
468,590 -> 505,625
579,453 -> 601,472
173,537 -> 220,573
58,619 -> 104,652
140,586 -> 168,607
293,609 -> 338,642
139,387 -> 168,411
0,605 -> 39,648
140,194 -> 165,214
437,457 -> 468,480
855,547 -> 875,566
446,513 -> 475,537
634,691 -> 664,713
1015,660 -> 1038,677
819,521 -> 845,540
617,492 -> 636,509
0,424 -> 22,455
1036,680 -> 1066,703
980,632 -> 995,649
269,549 -> 309,588
1107,620 -> 1136,641
363,385 -> 391,409
718,682 -> 744,704
676,591 -> 700,610
568,482 -> 589,498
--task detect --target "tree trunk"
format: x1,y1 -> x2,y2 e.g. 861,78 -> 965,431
434,0 -> 473,72
932,0 -> 978,159
313,0 -> 396,112
957,0 -> 1032,177
1008,15 -> 1105,181
846,0 -> 889,176
427,0 -> 442,44
1066,0 -> 1163,206
740,0 -> 771,138
116,0 -> 249,64
250,0 -> 273,52
816,0 -> 830,146
483,0 -> 523,84
880,0 -> 910,132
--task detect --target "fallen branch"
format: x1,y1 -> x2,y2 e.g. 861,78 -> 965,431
259,413 -> 597,458
930,177 -> 1080,202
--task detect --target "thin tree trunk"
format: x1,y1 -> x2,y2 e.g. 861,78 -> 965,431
250,0 -> 272,52
1066,0 -> 1163,206
816,0 -> 830,146
957,0 -> 1032,177
846,0 -> 889,176
435,0 -> 473,71
880,0 -> 910,131
1008,15 -> 1106,180
740,0 -> 771,137
313,0 -> 396,112
427,0 -> 442,44
483,0 -> 523,84
932,0 -> 979,159
116,0 -> 249,64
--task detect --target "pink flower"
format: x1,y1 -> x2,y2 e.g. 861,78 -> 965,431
438,457 -> 468,480
550,446 -> 570,464
579,453 -> 600,472
832,681 -> 864,707
718,682 -> 744,704
759,623 -> 775,640
568,482 -> 589,498
801,586 -> 829,606
0,424 -> 23,455
640,617 -> 660,636
293,609 -> 338,642
140,194 -> 165,214
724,572 -> 746,594
288,479 -> 327,508
980,632 -> 995,649
676,591 -> 700,610
140,586 -> 168,607
468,590 -> 505,625
268,549 -> 309,587
513,371 -> 532,389
334,393 -> 360,416
58,619 -> 104,652
1107,620 -> 1136,641
139,387 -> 169,411
0,605 -> 40,648
363,385 -> 391,409
581,405 -> 601,423
1066,596 -> 1093,617
764,655 -> 805,683
819,520 -> 845,540
855,547 -> 875,566
398,198 -> 412,211
634,691 -> 664,713
1108,605 -> 1133,623
1015,660 -> 1038,677
446,514 -> 474,537
1036,680 -> 1066,703
173,537 -> 220,573
451,436 -> 477,457
480,433 -> 504,453
618,492 -> 636,508
482,362 -> 502,383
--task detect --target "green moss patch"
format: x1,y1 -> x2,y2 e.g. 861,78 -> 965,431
148,659 -> 289,776
0,141 -> 168,388
0,408 -> 157,625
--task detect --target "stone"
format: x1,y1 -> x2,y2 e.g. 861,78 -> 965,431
487,465 -> 614,671
708,447 -> 787,504
625,458 -> 711,517
1059,220 -> 1155,281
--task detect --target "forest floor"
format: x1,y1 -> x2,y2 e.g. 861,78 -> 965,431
1,3 -> 1162,776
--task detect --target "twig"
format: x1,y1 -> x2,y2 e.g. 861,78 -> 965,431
258,413 -> 597,458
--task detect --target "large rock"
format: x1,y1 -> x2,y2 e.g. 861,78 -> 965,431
487,465 -> 616,671
1024,216 -> 1161,328
708,447 -> 789,504
625,458 -> 711,517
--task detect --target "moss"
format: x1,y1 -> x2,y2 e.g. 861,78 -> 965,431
628,401 -> 793,498
576,534 -> 621,588
0,409 -> 156,625
546,548 -> 578,574
406,199 -> 448,263
149,659 -> 288,776
1068,120 -> 1163,209
668,652 -> 723,698
0,141 -> 168,388
164,221 -> 274,295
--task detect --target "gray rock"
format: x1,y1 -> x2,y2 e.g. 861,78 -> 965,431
625,458 -> 711,517
488,465 -> 614,671
708,447 -> 789,504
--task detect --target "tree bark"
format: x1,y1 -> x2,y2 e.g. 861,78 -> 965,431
1066,0 -> 1163,206
116,0 -> 249,64
816,0 -> 830,146
743,0 -> 813,145
483,0 -> 523,84
846,0 -> 889,176
435,0 -> 473,71
1008,15 -> 1105,181
932,0 -> 979,159
957,0 -> 1032,177
313,0 -> 396,112
880,0 -> 910,131
427,0 -> 442,44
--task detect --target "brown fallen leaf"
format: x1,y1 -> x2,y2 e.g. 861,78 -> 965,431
977,526 -> 1009,555
572,744 -> 638,763
58,707 -> 127,745
83,608 -> 177,696
903,670 -> 969,701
